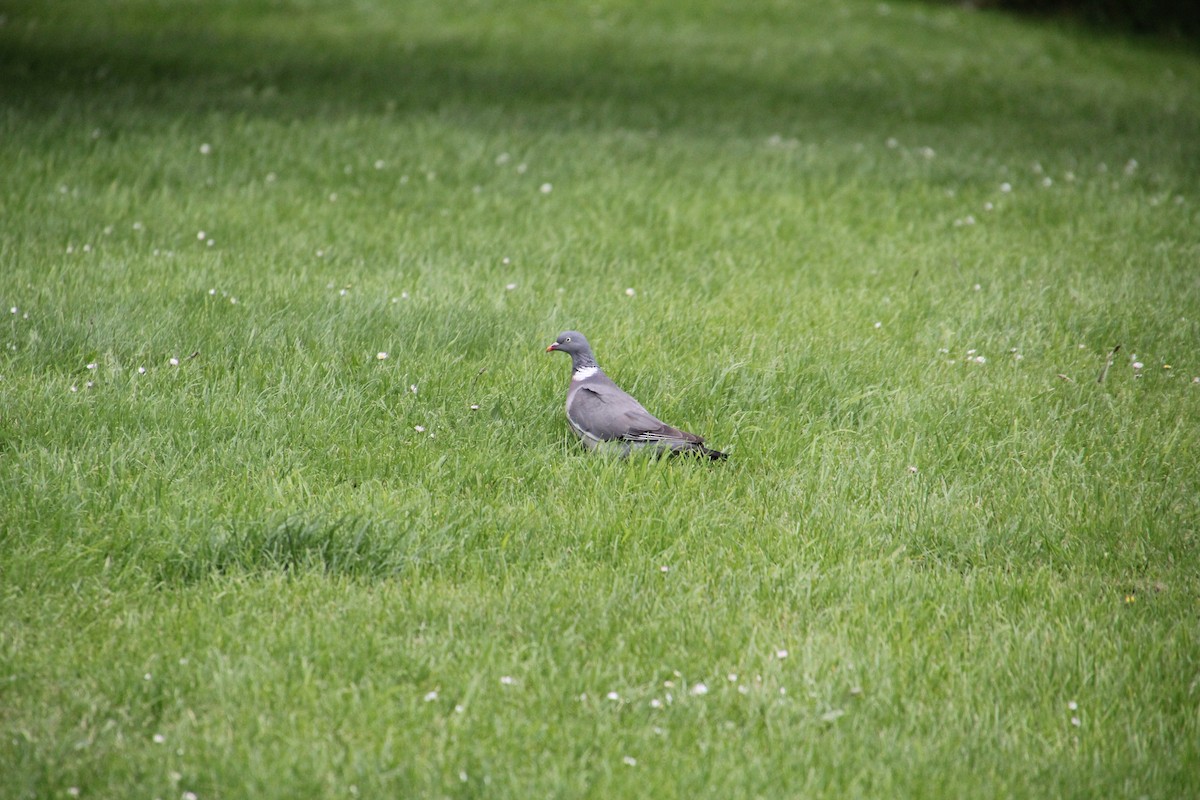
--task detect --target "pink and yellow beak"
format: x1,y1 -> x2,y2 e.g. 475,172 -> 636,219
545,342 -> 559,352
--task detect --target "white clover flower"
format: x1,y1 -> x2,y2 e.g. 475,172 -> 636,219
409,384 -> 418,394
87,362 -> 97,370
499,675 -> 515,685
625,287 -> 636,297
873,321 -> 882,329
505,283 -> 517,291
659,565 -> 669,573
199,143 -> 211,155
414,425 -> 426,433
374,160 -> 385,169
606,691 -> 620,701
1042,177 -> 1053,187
539,183 -> 553,194
974,356 -> 986,364
495,152 -> 510,165
376,352 -> 388,360
1132,361 -> 1144,370
153,733 -> 166,743
169,357 -> 179,366
423,690 -> 438,702
622,756 -> 637,767
886,137 -> 899,149
775,649 -> 789,659
907,465 -> 918,474
1068,700 -> 1078,711
138,367 -> 146,374
689,683 -> 708,696
197,231 -> 206,240
727,673 -> 738,682
470,404 -> 480,411
329,192 -> 338,202
1071,716 -> 1081,727
649,698 -> 662,708
1000,182 -> 1012,193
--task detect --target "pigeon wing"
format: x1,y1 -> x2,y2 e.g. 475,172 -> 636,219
569,381 -> 704,445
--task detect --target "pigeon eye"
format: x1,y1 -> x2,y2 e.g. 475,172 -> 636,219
564,337 -> 571,343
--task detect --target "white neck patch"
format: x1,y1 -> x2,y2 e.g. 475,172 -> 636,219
572,366 -> 599,381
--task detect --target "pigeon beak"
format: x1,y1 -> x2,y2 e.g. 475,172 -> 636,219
545,343 -> 559,352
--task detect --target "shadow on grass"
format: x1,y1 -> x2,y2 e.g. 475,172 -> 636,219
157,515 -> 447,583
1,2 -> 1195,158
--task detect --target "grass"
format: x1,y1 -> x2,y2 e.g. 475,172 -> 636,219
2,0 -> 1199,797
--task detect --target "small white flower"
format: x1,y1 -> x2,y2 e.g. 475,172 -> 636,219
973,283 -> 982,291
401,291 -> 409,300
199,143 -> 211,155
85,381 -> 94,389
87,362 -> 97,370
339,288 -> 348,296
183,792 -> 198,800
659,565 -> 669,573
983,202 -> 994,211
207,239 -> 215,247
423,690 -> 438,702
625,287 -> 636,297
495,152 -> 510,165
265,172 -> 277,182
414,425 -> 426,433
153,733 -> 166,744
1132,362 -> 1144,370
67,789 -> 80,798
974,355 -> 986,364
144,672 -> 152,681
208,288 -> 217,295
228,296 -> 236,303
1042,177 -> 1053,187
1124,159 -> 1138,176
907,465 -> 918,474
376,352 -> 388,360
454,704 -> 465,713
374,160 -> 385,169
516,162 -> 527,174
197,231 -> 206,240
1068,700 -> 1078,711
964,215 -> 976,225
1014,354 -> 1023,360
886,137 -> 899,149
649,698 -> 662,708
1000,182 -> 1012,193
967,349 -> 977,355
1071,716 -> 1081,727
737,685 -> 749,694
1032,162 -> 1043,174
689,683 -> 709,696
775,649 -> 789,659
409,384 -> 418,394
606,691 -> 620,701
169,357 -> 179,366
329,192 -> 338,202
873,321 -> 882,329
470,404 -> 480,411
539,183 -> 553,194
1192,377 -> 1199,384
505,283 -> 517,291
727,673 -> 738,682
937,348 -> 949,354
502,256 -> 511,265
622,756 -> 637,767
499,675 -> 515,685
919,146 -> 935,159
138,367 -> 146,374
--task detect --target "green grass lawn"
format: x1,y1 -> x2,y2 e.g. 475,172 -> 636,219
2,0 -> 1199,797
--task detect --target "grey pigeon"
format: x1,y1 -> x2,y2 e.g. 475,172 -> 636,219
546,331 -> 727,460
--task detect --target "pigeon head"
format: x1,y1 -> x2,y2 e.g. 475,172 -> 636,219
545,331 -> 597,368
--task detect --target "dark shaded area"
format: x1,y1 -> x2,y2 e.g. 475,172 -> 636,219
969,0 -> 1200,40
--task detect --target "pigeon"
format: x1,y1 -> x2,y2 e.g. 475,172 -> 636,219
545,330 -> 727,460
